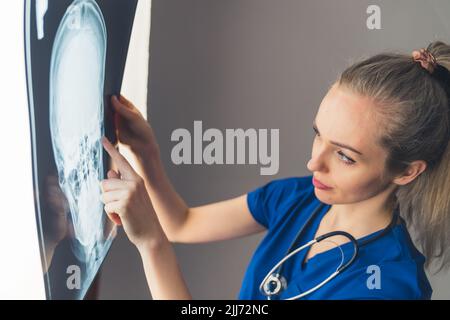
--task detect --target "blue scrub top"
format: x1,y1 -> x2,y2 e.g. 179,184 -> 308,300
238,175 -> 432,300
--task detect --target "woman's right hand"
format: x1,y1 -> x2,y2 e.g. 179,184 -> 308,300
111,95 -> 160,159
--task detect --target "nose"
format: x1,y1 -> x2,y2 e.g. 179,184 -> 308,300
307,147 -> 328,173
307,157 -> 321,172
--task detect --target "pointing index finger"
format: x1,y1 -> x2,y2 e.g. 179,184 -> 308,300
101,137 -> 136,180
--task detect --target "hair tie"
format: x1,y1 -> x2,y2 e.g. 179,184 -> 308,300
413,48 -> 450,100
412,48 -> 437,73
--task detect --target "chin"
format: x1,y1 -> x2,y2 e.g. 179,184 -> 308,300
313,188 -> 335,204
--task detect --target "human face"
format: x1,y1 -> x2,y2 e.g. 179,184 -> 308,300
306,83 -> 393,205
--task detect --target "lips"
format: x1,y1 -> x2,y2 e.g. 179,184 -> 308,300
312,176 -> 332,190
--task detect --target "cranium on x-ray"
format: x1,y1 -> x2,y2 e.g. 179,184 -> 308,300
49,0 -> 109,264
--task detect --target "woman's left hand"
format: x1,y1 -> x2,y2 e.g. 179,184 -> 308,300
100,137 -> 165,250
101,137 -> 192,299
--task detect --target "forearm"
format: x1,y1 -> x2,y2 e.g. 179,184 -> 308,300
132,148 -> 189,241
138,236 -> 192,300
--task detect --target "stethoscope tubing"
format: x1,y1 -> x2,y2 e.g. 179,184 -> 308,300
260,201 -> 400,300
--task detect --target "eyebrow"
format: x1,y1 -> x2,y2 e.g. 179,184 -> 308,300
313,119 -> 363,156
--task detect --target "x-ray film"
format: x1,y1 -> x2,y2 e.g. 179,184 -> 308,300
24,0 -> 138,299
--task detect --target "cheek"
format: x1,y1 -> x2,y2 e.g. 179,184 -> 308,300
333,169 -> 387,202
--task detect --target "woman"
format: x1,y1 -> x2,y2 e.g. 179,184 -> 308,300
100,41 -> 450,300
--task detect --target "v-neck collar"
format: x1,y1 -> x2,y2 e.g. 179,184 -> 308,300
299,202 -> 331,269
278,200 -> 403,300
299,201 -> 402,269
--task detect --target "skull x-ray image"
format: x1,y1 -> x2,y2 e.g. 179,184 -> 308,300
25,0 -> 138,299
50,0 -> 107,264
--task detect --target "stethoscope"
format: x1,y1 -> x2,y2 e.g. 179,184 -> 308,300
259,202 -> 400,300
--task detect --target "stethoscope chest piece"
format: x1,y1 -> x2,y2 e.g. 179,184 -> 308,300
263,273 -> 287,297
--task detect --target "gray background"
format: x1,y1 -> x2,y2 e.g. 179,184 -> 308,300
98,0 -> 450,299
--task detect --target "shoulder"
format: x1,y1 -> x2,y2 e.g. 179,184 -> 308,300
349,259 -> 432,300
325,250 -> 432,299
347,226 -> 432,300
326,224 -> 432,300
246,175 -> 315,229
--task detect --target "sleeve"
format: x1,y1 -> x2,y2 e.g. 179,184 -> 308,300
246,181 -> 273,229
246,176 -> 312,230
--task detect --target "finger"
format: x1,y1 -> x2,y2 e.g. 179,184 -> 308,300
114,111 -> 120,136
104,202 -> 123,226
100,178 -> 127,192
118,94 -> 135,109
107,169 -> 120,179
111,95 -> 137,120
106,211 -> 120,228
108,213 -> 122,226
119,95 -> 146,117
101,137 -> 137,180
100,190 -> 128,204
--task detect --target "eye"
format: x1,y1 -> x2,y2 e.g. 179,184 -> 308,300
337,151 -> 355,165
313,125 -> 356,165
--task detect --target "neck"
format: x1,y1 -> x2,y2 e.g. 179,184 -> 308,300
326,184 -> 398,237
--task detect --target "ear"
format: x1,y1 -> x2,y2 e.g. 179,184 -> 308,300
392,160 -> 427,186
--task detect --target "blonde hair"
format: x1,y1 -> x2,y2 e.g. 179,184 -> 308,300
337,41 -> 450,273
